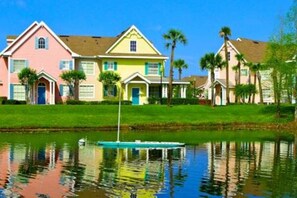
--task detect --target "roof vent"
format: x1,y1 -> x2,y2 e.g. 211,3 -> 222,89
253,41 -> 259,44
92,36 -> 101,38
59,35 -> 69,37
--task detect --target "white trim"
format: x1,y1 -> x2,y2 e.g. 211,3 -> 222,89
1,21 -> 75,57
98,55 -> 168,60
105,25 -> 162,55
79,84 -> 95,99
0,21 -> 38,56
123,72 -> 150,84
38,70 -> 57,82
216,40 -> 248,63
130,40 -> 137,52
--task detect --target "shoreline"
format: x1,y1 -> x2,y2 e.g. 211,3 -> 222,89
0,122 -> 296,133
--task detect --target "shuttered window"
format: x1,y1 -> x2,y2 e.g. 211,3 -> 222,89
11,59 -> 28,73
59,60 -> 73,70
12,84 -> 26,101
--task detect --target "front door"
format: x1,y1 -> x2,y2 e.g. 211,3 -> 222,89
38,83 -> 46,104
132,88 -> 140,105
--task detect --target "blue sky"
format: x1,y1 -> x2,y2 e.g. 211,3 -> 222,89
0,0 -> 293,78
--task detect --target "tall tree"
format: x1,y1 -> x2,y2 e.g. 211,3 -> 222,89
163,29 -> 187,106
173,59 -> 188,80
235,53 -> 245,85
18,67 -> 38,104
219,26 -> 231,104
200,53 -> 225,106
60,70 -> 86,100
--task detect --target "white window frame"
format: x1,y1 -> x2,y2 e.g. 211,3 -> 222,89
106,62 -> 115,71
130,40 -> 137,52
38,37 -> 46,49
240,69 -> 248,76
61,60 -> 71,70
12,59 -> 27,73
13,84 -> 26,101
147,62 -> 159,75
79,84 -> 95,99
79,61 -> 95,75
62,85 -> 70,97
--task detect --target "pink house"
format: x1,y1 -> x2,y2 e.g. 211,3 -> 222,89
0,21 -> 77,104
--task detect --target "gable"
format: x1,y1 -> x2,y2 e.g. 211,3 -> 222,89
107,26 -> 161,55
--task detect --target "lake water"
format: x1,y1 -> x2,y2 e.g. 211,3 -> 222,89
0,132 -> 297,197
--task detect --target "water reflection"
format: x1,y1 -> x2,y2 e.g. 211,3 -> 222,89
0,138 -> 297,197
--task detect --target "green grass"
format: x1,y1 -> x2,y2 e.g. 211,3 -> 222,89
0,104 -> 294,128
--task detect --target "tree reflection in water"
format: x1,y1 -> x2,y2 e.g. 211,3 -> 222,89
1,135 -> 297,197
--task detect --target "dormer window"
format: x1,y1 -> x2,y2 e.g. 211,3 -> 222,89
38,38 -> 45,49
130,40 -> 137,52
35,37 -> 48,49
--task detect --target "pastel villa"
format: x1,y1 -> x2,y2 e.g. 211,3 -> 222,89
0,21 -> 188,105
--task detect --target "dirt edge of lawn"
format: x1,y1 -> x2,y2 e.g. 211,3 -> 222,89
0,122 -> 296,133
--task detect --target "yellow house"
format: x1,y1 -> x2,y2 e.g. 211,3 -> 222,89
60,25 -> 189,105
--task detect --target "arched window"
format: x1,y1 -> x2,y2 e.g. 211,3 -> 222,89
38,38 -> 45,49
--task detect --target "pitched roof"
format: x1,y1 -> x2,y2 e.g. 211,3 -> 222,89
229,38 -> 267,63
59,35 -> 118,56
182,75 -> 208,88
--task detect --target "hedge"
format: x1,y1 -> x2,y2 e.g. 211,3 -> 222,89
66,100 -> 132,105
148,97 -> 198,105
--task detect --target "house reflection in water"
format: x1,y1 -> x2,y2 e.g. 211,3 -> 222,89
0,142 -> 186,197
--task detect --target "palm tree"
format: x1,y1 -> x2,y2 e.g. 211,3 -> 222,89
200,53 -> 225,106
235,53 -> 245,85
18,67 -> 38,104
219,26 -> 231,104
163,29 -> 187,106
173,59 -> 188,80
252,63 -> 264,104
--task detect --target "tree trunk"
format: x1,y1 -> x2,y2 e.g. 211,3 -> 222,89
224,38 -> 230,104
179,68 -> 182,80
295,105 -> 297,122
252,73 -> 257,104
257,71 -> 263,104
211,71 -> 215,107
25,85 -> 30,104
235,70 -> 238,103
167,44 -> 175,106
74,81 -> 79,100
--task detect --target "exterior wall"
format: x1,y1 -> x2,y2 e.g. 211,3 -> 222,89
75,58 -> 102,101
8,26 -> 72,103
0,58 -> 8,97
109,29 -> 158,54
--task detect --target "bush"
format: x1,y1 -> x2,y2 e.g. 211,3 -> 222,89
2,99 -> 26,105
65,100 -> 132,105
148,97 -> 198,105
0,97 -> 7,105
199,99 -> 211,105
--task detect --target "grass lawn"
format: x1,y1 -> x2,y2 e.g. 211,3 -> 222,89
0,104 -> 294,129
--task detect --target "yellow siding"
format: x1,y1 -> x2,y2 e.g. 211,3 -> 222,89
110,29 -> 158,54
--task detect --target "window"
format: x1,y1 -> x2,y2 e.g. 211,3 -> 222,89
80,61 -> 94,75
59,60 -> 73,70
130,41 -> 137,52
13,84 -> 26,100
104,85 -> 117,97
79,85 -> 94,99
149,86 -> 161,98
11,59 -> 27,73
35,37 -> 48,49
60,85 -> 71,96
240,69 -> 248,76
38,38 -> 45,49
227,52 -> 230,61
104,62 -> 117,71
146,62 -> 159,75
263,89 -> 272,99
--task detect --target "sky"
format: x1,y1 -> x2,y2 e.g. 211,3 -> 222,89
0,0 -> 294,78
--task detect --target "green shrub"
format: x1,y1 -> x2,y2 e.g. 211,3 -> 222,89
65,100 -> 132,105
155,98 -> 198,105
148,97 -> 161,104
0,97 -> 7,105
2,99 -> 26,105
199,99 -> 211,105
101,100 -> 132,105
66,100 -> 85,105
